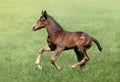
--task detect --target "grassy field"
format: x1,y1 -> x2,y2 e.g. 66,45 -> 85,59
0,0 -> 120,82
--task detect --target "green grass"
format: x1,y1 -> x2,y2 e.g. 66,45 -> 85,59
0,0 -> 120,82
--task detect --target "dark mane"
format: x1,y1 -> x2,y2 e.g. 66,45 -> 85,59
47,15 -> 63,30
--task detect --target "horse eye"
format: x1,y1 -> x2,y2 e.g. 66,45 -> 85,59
40,19 -> 45,22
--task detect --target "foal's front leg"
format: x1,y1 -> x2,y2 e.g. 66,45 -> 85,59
50,47 -> 63,69
35,45 -> 51,70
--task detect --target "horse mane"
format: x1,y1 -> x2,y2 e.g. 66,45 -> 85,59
47,15 -> 63,30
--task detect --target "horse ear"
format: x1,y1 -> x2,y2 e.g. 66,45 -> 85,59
41,10 -> 44,15
43,10 -> 47,19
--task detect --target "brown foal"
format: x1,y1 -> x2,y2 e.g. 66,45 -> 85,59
32,10 -> 102,70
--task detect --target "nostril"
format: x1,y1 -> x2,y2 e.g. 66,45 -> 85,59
32,26 -> 36,31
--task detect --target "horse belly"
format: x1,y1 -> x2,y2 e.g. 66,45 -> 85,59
63,37 -> 76,48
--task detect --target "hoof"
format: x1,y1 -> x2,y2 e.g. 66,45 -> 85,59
37,65 -> 42,70
71,65 -> 76,69
57,67 -> 61,70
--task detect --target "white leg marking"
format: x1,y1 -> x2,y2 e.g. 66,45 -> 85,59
35,56 -> 40,64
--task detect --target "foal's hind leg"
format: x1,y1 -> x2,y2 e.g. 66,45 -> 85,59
35,45 -> 51,70
74,48 -> 85,68
72,47 -> 89,68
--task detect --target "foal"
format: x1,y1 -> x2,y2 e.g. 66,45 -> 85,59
32,10 -> 102,70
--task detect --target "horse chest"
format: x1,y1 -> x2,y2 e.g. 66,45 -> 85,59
47,36 -> 57,50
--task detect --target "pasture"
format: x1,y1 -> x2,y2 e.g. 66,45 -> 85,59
0,0 -> 120,82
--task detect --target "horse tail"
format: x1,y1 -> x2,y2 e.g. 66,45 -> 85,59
91,37 -> 103,52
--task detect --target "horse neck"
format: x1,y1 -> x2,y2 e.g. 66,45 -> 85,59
45,16 -> 63,37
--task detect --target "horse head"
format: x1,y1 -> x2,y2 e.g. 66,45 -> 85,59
32,10 -> 48,31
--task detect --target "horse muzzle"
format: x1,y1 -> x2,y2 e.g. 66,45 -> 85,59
32,26 -> 37,31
